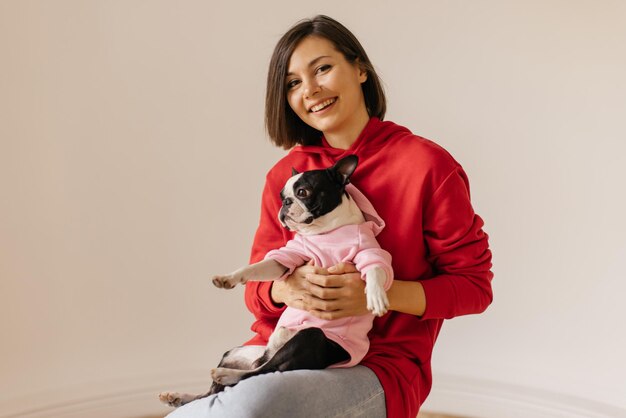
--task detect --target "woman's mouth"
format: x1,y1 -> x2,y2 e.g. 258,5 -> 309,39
310,98 -> 337,113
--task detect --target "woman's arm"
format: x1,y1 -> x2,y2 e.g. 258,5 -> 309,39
387,279 -> 426,317
273,262 -> 426,320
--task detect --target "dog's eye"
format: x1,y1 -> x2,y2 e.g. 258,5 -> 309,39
296,188 -> 310,198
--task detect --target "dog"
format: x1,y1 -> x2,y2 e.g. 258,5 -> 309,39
159,155 -> 393,408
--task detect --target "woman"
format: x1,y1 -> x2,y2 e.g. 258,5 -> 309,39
170,15 -> 493,418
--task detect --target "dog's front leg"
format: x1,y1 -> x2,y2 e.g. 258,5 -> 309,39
364,267 -> 389,316
212,259 -> 288,289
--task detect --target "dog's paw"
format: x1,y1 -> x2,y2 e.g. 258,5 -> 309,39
159,392 -> 193,408
365,287 -> 389,317
211,367 -> 244,386
212,274 -> 244,289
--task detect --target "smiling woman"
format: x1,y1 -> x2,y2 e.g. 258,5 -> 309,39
163,14 -> 493,418
3,1 -> 626,418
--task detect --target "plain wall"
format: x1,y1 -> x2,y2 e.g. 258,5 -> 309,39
1,1 -> 625,416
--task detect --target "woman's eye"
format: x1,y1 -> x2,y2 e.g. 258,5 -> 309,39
316,64 -> 331,74
287,79 -> 300,89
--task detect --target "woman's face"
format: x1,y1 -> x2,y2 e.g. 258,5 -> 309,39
285,36 -> 368,139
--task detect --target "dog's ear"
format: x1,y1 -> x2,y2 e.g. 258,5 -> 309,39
329,155 -> 358,186
291,167 -> 299,176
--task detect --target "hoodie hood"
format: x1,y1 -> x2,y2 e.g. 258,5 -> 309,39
345,183 -> 385,236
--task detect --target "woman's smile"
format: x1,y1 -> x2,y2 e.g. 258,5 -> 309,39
309,97 -> 337,113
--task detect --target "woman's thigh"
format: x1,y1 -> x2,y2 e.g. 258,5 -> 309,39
165,365 -> 386,418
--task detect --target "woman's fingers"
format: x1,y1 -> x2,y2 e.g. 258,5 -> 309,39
284,261 -> 371,319
276,262 -> 333,308
305,281 -> 340,299
295,264 -> 328,279
327,262 -> 359,274
306,272 -> 363,294
305,272 -> 350,288
303,294 -> 341,311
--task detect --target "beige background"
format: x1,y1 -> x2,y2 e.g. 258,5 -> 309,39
1,1 -> 625,417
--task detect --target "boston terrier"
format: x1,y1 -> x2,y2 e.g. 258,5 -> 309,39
159,155 -> 392,408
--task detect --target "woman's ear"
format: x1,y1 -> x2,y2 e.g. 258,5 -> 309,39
359,68 -> 368,83
355,59 -> 368,83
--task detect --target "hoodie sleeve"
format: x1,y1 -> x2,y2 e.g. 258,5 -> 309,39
244,172 -> 288,344
353,226 -> 394,290
265,236 -> 308,279
420,167 -> 493,320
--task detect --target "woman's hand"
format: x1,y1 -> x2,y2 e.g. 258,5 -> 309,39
272,261 -> 428,318
271,262 -> 369,319
303,262 -> 369,320
270,260 -> 326,309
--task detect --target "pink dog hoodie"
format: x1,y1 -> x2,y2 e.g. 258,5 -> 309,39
264,183 -> 393,367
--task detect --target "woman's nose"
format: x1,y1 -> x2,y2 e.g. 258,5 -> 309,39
303,79 -> 321,98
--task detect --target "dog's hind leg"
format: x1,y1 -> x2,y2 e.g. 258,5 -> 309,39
159,345 -> 267,406
159,391 -> 210,408
210,327 -> 297,386
211,328 -> 349,386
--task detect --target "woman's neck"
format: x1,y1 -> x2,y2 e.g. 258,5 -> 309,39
323,111 -> 370,150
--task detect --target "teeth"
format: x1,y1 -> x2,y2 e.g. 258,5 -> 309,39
310,98 -> 336,112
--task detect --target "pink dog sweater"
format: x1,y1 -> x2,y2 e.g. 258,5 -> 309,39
264,184 -> 393,367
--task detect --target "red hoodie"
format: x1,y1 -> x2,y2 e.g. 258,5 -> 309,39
244,117 -> 493,418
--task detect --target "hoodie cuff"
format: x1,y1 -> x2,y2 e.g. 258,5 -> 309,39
255,281 -> 287,314
418,277 -> 454,320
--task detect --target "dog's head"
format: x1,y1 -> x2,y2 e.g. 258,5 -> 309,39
278,155 -> 360,235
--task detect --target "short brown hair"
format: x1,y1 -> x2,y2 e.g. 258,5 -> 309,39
265,15 -> 386,149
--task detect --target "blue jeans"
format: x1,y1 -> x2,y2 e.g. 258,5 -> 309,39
165,365 -> 386,418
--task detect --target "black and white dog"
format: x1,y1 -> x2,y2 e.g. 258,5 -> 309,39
160,155 -> 391,408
